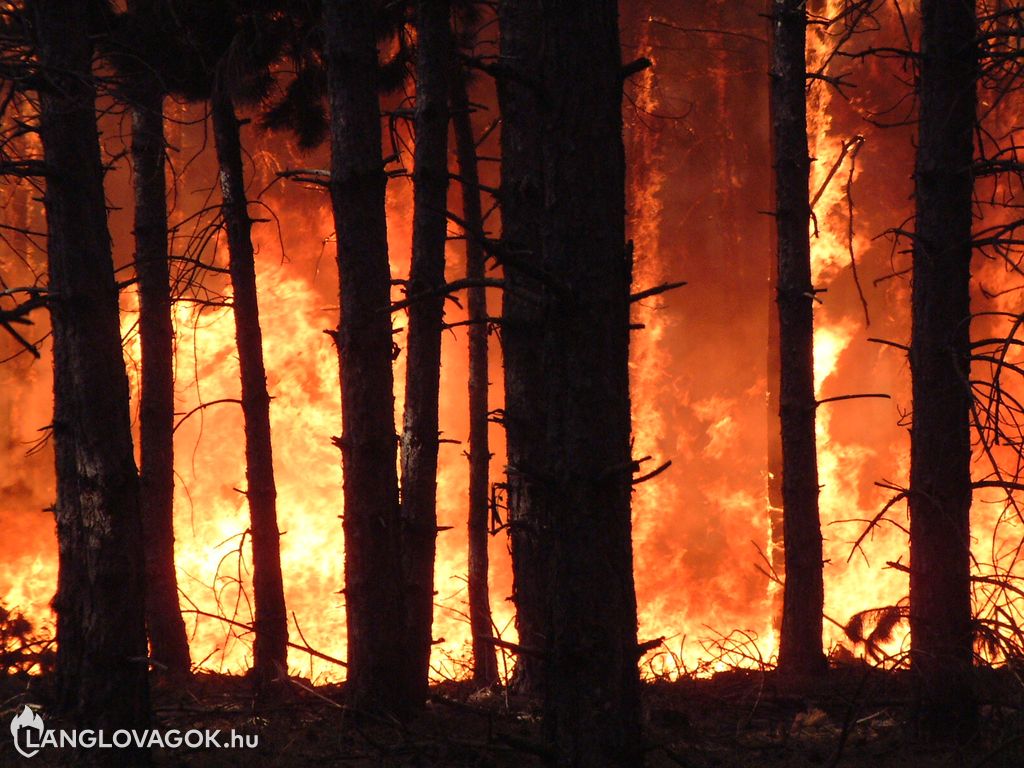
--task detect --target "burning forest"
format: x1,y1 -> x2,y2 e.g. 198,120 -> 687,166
1,0 -> 1024,766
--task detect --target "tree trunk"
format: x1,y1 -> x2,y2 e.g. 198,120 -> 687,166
322,0 -> 412,715
209,89 -> 289,683
399,0 -> 452,705
537,2 -> 642,765
770,0 -> 826,677
33,0 -> 151,753
909,0 -> 977,741
452,66 -> 499,686
496,0 -> 548,696
131,82 -> 192,682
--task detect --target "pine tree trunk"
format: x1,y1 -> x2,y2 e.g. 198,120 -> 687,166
399,0 -> 452,705
210,90 -> 289,683
33,0 -> 151,752
909,0 -> 977,741
770,0 -> 826,677
538,1 -> 642,764
496,0 -> 548,695
131,82 -> 192,682
452,67 -> 499,686
322,0 -> 412,715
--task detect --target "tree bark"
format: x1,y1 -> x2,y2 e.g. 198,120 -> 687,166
909,0 -> 977,741
452,65 -> 499,686
537,2 -> 642,765
399,0 -> 452,705
131,80 -> 192,682
322,0 -> 412,715
770,0 -> 826,677
496,0 -> 548,696
33,0 -> 151,754
210,89 -> 289,683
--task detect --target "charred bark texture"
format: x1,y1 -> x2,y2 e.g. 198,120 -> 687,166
323,0 -> 411,715
770,0 -> 826,677
537,2 -> 642,765
131,84 -> 192,681
909,0 -> 977,741
210,90 -> 289,682
34,0 -> 151,753
496,0 -> 548,695
400,0 -> 452,705
452,66 -> 499,686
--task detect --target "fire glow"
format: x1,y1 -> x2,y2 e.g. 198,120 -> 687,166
2,0 -> 1024,683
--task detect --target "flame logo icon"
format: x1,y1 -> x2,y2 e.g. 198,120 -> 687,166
9,705 -> 44,759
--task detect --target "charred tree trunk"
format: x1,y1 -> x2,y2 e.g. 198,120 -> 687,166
33,0 -> 151,750
323,0 -> 411,715
130,79 -> 192,682
537,2 -> 642,764
210,89 -> 289,683
399,0 -> 452,705
496,0 -> 548,695
770,0 -> 826,677
909,0 -> 977,741
452,66 -> 499,686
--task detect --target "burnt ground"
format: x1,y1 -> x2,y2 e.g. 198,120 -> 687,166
0,666 -> 1021,767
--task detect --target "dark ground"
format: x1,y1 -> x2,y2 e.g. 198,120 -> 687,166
0,665 -> 1021,767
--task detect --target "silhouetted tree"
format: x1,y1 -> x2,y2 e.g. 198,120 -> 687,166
118,0 -> 192,681
399,0 -> 452,705
322,0 -> 413,714
909,0 -> 977,741
452,61 -> 499,685
28,0 -> 151,753
770,0 -> 826,677
534,1 -> 642,764
496,0 -> 549,695
209,81 -> 289,683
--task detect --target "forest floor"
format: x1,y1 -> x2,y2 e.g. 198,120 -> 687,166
0,665 -> 1021,767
